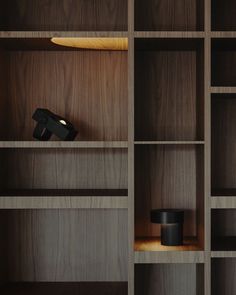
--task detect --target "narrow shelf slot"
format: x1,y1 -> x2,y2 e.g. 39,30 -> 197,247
0,1 -> 127,31
135,0 -> 204,31
0,282 -> 128,295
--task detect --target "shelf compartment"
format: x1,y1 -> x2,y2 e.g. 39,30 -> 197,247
0,38 -> 128,141
211,95 -> 236,195
0,0 -> 127,31
135,38 -> 204,141
212,258 -> 236,295
135,145 -> 204,250
0,282 -> 128,295
212,39 -> 236,87
134,0 -> 204,31
212,209 -> 236,251
212,0 -> 236,31
135,264 -> 204,295
0,209 -> 128,282
0,149 -> 128,193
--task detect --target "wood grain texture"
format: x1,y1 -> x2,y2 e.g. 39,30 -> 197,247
0,50 -> 127,141
211,197 -> 236,208
134,32 -> 205,38
0,0 -> 127,31
135,251 -> 204,264
135,264 -> 204,295
135,46 -> 204,141
211,251 -> 236,258
211,87 -> 236,93
212,258 -> 236,295
0,32 -> 128,38
0,196 -> 128,209
0,149 -> 128,190
135,145 -> 204,238
1,209 -> 128,281
0,141 -> 128,149
212,0 -> 236,31
0,282 -> 128,295
135,0 -> 204,31
211,96 -> 236,192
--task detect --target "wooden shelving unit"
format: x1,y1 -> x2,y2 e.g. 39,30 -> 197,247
0,0 -> 235,295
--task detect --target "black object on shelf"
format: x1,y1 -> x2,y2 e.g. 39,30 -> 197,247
150,209 -> 184,246
32,108 -> 78,141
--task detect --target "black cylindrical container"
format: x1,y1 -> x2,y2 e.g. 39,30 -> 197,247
150,209 -> 184,246
161,223 -> 183,246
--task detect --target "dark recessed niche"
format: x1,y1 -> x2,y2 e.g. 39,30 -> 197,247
0,0 -> 127,31
212,39 -> 236,87
135,0 -> 204,31
212,209 -> 236,251
212,0 -> 236,31
212,258 -> 236,295
135,264 -> 204,295
135,39 -> 204,141
211,95 -> 236,196
0,39 -> 128,141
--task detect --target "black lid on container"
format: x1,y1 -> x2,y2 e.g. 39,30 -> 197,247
150,209 -> 184,224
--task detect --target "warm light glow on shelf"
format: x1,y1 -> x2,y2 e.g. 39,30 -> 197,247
51,37 -> 128,50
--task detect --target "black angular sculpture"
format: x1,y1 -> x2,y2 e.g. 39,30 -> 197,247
32,108 -> 78,141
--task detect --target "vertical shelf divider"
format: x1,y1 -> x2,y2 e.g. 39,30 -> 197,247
205,0 -> 211,295
128,1 -> 135,295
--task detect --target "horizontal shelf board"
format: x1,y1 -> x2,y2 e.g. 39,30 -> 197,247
135,251 -> 204,264
134,31 -> 205,38
0,141 -> 128,148
211,197 -> 236,208
211,32 -> 236,38
211,251 -> 236,258
135,237 -> 202,252
0,31 -> 128,38
134,141 -> 205,145
0,196 -> 128,209
0,282 -> 128,295
211,87 -> 236,94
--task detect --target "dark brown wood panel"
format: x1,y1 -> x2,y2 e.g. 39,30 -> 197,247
1,209 -> 128,281
135,0 -> 204,31
212,0 -> 236,31
135,264 -> 204,295
0,149 -> 128,191
135,46 -> 204,141
212,259 -> 236,295
0,50 -> 127,141
211,96 -> 236,193
135,145 -> 204,239
0,282 -> 128,295
0,0 -> 127,31
212,209 -> 236,250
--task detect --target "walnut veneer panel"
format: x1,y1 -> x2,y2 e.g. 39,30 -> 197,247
212,96 -> 236,191
0,50 -> 127,141
0,149 -> 128,190
135,264 -> 204,295
212,0 -> 236,31
135,0 -> 204,31
1,209 -> 128,281
212,258 -> 236,295
135,50 -> 203,141
135,145 -> 204,238
0,0 -> 127,31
